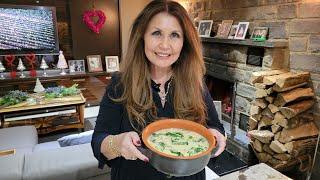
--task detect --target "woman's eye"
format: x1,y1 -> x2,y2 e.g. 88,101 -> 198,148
171,32 -> 180,38
151,31 -> 161,36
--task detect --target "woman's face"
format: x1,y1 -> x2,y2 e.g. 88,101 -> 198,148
144,12 -> 184,71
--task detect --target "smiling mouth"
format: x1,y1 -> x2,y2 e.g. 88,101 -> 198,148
155,52 -> 170,57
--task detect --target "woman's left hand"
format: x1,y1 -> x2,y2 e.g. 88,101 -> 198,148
209,129 -> 226,157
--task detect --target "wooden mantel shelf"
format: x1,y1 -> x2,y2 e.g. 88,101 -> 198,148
0,70 -> 110,83
201,37 -> 288,48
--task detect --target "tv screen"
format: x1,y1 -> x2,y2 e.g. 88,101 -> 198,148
0,4 -> 59,55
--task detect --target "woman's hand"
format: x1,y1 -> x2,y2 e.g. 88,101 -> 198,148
115,131 -> 149,162
209,129 -> 226,157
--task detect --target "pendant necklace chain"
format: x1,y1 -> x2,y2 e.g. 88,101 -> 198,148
159,78 -> 172,107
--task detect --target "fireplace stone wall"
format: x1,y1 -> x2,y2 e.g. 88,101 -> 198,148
202,39 -> 289,162
175,2 -> 320,172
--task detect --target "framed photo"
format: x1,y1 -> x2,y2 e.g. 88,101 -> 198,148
68,60 -> 86,73
215,20 -> 233,38
228,25 -> 238,39
250,27 -> 268,41
105,56 -> 119,73
198,20 -> 213,37
86,55 -> 103,72
234,22 -> 250,40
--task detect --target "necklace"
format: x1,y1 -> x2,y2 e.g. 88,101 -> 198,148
159,78 -> 172,107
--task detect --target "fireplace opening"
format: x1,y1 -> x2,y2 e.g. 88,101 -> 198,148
205,75 -> 235,123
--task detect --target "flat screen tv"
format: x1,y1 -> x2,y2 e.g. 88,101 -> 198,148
0,4 -> 59,55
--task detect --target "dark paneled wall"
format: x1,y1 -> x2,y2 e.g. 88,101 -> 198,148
69,0 -> 120,60
0,0 -> 120,62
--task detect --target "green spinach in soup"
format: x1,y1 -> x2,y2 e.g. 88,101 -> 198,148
148,128 -> 209,157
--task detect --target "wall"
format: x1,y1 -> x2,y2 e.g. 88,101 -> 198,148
176,0 -> 320,178
69,0 -> 120,61
119,0 -> 151,58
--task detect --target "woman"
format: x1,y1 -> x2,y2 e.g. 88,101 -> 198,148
91,1 -> 226,179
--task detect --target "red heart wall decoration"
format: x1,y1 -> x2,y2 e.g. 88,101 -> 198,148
82,10 -> 106,34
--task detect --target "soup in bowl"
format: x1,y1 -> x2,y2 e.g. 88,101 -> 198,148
147,128 -> 209,157
140,119 -> 216,176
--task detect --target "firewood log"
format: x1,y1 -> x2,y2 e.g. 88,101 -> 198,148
300,112 -> 315,122
280,99 -> 315,119
248,116 -> 258,130
268,158 -> 286,168
274,132 -> 281,140
271,124 -> 282,133
273,154 -> 310,171
273,112 -> 287,127
254,83 -> 267,89
284,138 -> 318,154
261,107 -> 274,118
256,152 -> 272,163
270,140 -> 287,153
256,88 -> 268,98
273,82 -> 308,92
274,153 -> 291,161
263,72 -> 309,89
279,122 -> 319,143
268,104 -> 279,113
250,105 -> 261,115
263,144 -> 275,155
252,98 -> 268,109
251,69 -> 287,84
248,130 -> 274,143
273,72 -> 310,90
274,88 -> 314,107
252,113 -> 262,121
265,96 -> 275,104
273,114 -> 303,129
263,72 -> 294,85
253,139 -> 263,152
261,115 -> 273,126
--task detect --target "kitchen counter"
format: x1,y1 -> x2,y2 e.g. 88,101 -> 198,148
217,163 -> 291,180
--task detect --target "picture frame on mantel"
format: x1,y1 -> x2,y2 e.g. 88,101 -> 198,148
198,20 -> 213,37
68,60 -> 86,73
251,27 -> 268,41
215,20 -> 233,38
105,56 -> 119,73
228,25 -> 239,39
234,22 -> 249,40
87,55 -> 103,72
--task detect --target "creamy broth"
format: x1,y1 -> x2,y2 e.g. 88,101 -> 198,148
147,128 -> 209,157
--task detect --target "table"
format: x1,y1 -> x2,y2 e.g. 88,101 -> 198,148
0,93 -> 86,134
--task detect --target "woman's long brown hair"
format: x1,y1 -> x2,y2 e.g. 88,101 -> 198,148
113,0 -> 207,131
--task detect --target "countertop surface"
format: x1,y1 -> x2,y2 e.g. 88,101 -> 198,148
217,163 -> 292,180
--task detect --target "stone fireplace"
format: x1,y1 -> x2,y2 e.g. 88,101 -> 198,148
177,0 -> 320,177
202,38 -> 289,162
205,75 -> 234,124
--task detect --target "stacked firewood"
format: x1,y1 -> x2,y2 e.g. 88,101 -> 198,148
248,70 -> 319,171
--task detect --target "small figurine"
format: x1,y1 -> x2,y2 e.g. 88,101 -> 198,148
57,50 -> 68,75
40,57 -> 49,77
0,60 -> 6,79
17,58 -> 26,78
34,78 -> 45,93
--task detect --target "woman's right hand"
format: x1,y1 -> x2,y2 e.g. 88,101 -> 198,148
115,131 -> 149,162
